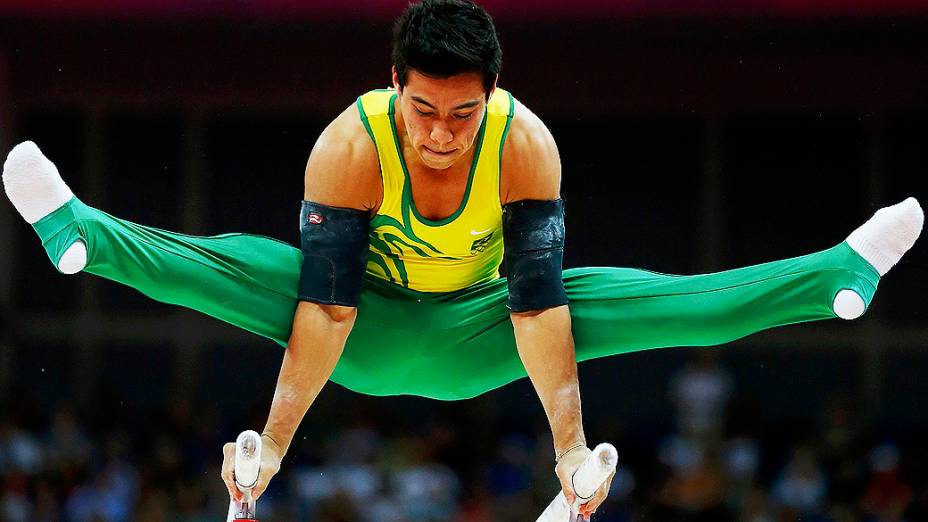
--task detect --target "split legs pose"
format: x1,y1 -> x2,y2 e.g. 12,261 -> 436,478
3,141 -> 923,400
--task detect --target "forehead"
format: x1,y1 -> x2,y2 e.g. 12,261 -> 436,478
403,69 -> 485,106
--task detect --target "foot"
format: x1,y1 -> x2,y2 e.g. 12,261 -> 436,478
834,197 -> 923,319
846,197 -> 923,276
3,141 -> 87,274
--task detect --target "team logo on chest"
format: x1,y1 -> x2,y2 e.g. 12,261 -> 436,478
470,231 -> 493,255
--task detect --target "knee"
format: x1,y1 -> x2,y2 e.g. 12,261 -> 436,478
833,289 -> 866,320
56,240 -> 87,274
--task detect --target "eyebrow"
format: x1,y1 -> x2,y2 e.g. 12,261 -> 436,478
411,96 -> 481,111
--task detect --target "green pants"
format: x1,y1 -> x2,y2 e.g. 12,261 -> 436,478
33,197 -> 880,400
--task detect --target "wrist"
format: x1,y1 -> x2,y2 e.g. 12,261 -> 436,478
554,425 -> 586,461
555,441 -> 586,463
261,431 -> 287,458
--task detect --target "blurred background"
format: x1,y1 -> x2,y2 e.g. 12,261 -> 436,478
1,1 -> 927,521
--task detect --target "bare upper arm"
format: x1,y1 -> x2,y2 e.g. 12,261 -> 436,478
298,105 -> 380,321
304,104 -> 382,212
500,98 -> 562,204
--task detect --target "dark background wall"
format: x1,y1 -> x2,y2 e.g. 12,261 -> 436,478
0,4 -> 926,521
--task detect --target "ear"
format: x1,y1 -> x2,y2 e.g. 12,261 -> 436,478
392,66 -> 402,96
487,74 -> 499,100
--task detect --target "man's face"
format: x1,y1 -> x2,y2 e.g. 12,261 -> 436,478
393,68 -> 494,171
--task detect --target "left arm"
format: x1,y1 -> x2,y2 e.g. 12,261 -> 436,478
501,101 -> 608,515
501,100 -> 585,462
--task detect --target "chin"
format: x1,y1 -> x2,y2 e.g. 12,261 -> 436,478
420,153 -> 457,170
428,161 -> 455,170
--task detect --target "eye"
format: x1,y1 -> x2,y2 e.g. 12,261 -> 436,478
414,107 -> 433,117
454,112 -> 474,120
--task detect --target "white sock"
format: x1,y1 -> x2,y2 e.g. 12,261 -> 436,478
3,141 -> 87,274
834,197 -> 923,320
846,197 -> 924,277
3,141 -> 74,223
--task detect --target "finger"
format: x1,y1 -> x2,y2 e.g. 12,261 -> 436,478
579,495 -> 602,518
251,467 -> 275,502
603,470 -> 615,496
224,482 -> 242,501
579,470 -> 615,517
221,443 -> 242,502
558,475 -> 577,506
579,488 -> 604,517
252,482 -> 264,502
557,465 -> 580,506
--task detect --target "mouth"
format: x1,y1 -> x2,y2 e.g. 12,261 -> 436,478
424,146 -> 456,157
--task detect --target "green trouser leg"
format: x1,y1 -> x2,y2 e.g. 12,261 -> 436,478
32,197 -> 881,400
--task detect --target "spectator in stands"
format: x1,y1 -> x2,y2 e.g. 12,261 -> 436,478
772,446 -> 828,518
861,444 -> 912,522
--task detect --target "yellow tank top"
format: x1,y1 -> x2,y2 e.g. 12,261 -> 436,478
357,88 -> 514,293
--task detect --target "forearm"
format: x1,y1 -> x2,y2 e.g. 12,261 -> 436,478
262,301 -> 356,455
511,305 -> 585,454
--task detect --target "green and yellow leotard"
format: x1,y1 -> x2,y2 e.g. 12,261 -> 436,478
356,88 -> 515,292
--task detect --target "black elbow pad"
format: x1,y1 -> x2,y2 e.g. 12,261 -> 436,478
298,201 -> 370,307
502,198 -> 569,312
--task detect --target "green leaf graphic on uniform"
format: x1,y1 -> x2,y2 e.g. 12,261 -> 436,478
470,232 -> 493,255
367,215 -> 464,287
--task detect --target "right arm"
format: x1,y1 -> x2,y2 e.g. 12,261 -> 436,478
222,104 -> 381,502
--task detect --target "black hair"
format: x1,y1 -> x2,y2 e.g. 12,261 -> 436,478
392,0 -> 502,96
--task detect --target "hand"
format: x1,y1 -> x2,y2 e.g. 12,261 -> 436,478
555,445 -> 616,519
221,434 -> 284,503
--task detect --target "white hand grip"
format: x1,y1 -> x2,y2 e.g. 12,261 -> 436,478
234,430 -> 262,491
572,443 -> 617,499
535,443 -> 618,522
226,430 -> 262,521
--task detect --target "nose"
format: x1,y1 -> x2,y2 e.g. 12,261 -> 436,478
430,123 -> 453,147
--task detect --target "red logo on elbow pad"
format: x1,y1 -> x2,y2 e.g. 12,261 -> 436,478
307,212 -> 324,225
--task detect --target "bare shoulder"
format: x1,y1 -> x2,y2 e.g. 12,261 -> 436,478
500,96 -> 561,204
304,103 -> 382,212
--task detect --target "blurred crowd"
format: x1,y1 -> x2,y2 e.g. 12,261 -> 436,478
1,351 -> 927,522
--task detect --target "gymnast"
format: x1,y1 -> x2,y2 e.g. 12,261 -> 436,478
3,0 -> 922,517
